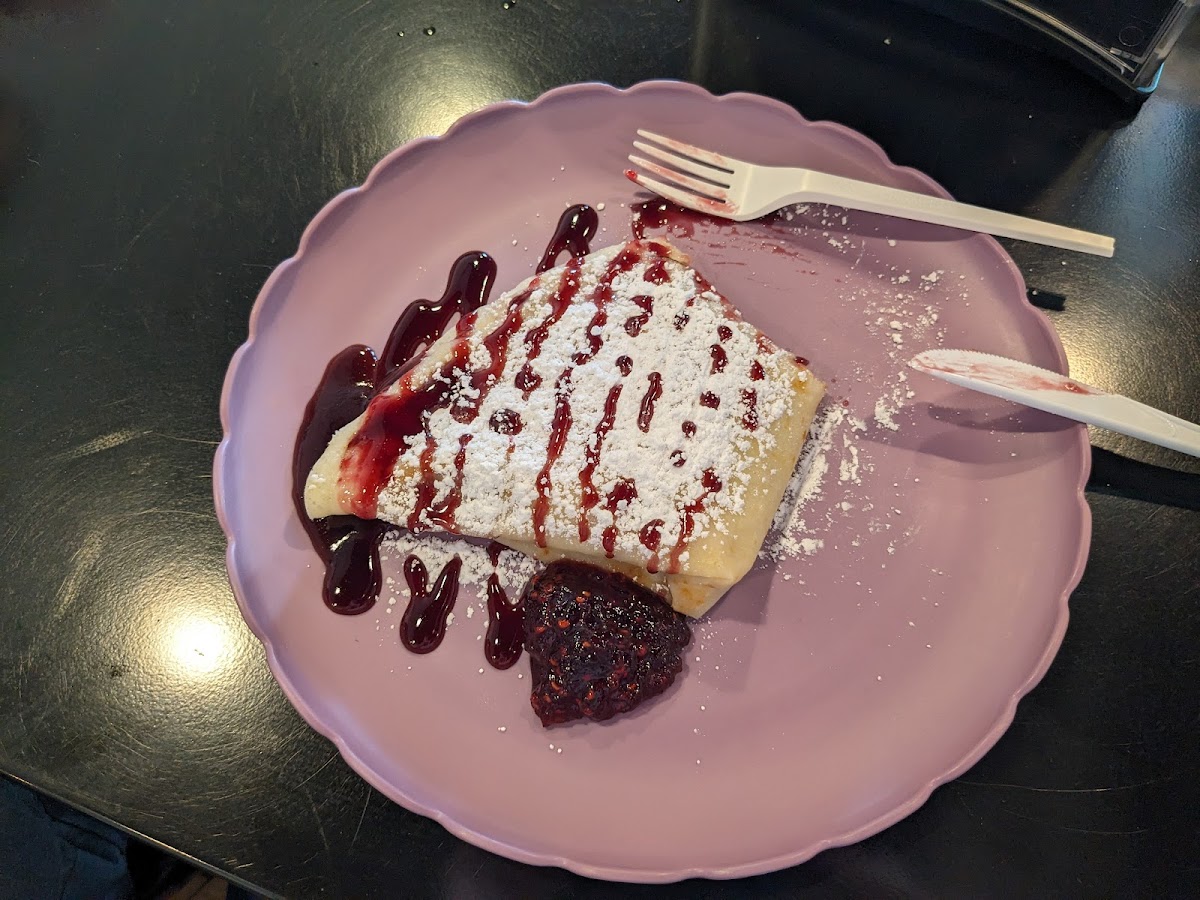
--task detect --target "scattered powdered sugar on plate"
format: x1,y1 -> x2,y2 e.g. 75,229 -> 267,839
742,203 -> 962,568
761,405 -> 868,563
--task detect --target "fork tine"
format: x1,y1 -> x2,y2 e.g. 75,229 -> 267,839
632,140 -> 731,186
636,129 -> 735,172
625,170 -> 734,216
628,155 -> 729,201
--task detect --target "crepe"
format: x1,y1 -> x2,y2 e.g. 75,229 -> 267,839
305,239 -> 824,617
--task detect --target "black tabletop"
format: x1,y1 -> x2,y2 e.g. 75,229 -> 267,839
2,2 -> 1198,897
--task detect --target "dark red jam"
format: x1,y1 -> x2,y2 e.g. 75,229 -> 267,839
399,554 -> 462,653
638,372 -> 663,432
537,204 -> 599,274
522,560 -> 691,726
484,574 -> 524,670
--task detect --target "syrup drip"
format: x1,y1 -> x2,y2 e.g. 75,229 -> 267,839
400,555 -> 463,653
292,347 -> 385,615
673,312 -> 689,330
623,294 -> 654,337
666,469 -> 723,573
486,541 -> 506,566
749,359 -> 765,381
531,372 -> 573,548
484,574 -> 524,669
717,324 -> 733,342
710,344 -> 728,374
631,199 -> 714,241
578,383 -> 624,542
515,262 -> 582,396
425,433 -> 472,530
377,252 -> 497,391
449,288 -> 531,424
537,204 -> 599,274
700,391 -> 720,409
639,518 -> 665,574
741,387 -> 759,431
574,306 -> 607,363
670,449 -> 686,467
643,257 -> 670,284
682,420 -> 697,438
616,355 -> 633,376
409,439 -> 439,531
600,478 -> 638,558
638,372 -> 663,432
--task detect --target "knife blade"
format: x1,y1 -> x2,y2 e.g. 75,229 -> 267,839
908,349 -> 1200,458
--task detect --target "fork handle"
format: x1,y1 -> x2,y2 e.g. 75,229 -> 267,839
796,170 -> 1115,257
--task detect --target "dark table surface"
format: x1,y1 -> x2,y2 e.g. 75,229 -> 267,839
2,1 -> 1198,897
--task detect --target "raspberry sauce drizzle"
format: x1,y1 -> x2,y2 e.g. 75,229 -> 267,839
425,433 -> 472,530
741,387 -> 759,431
537,204 -> 599,274
639,519 -> 665,574
400,555 -> 462,653
601,479 -> 638,558
638,372 -> 663,431
342,278 -> 528,521
531,372 -> 574,548
578,383 -> 624,542
666,469 -> 723,573
515,260 -> 583,397
485,574 -> 523,669
376,252 -> 497,390
644,257 -> 670,284
624,294 -> 654,337
292,346 -> 389,614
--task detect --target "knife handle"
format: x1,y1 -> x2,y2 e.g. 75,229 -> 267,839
1095,395 -> 1200,458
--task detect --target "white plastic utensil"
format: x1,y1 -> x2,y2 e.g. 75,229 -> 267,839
910,349 -> 1200,457
627,130 -> 1116,257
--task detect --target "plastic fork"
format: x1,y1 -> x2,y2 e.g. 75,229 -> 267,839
627,130 -> 1115,257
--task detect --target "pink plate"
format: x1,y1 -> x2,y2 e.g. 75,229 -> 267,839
214,81 -> 1090,882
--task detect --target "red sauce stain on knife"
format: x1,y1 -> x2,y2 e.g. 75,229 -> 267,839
910,352 -> 1101,395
